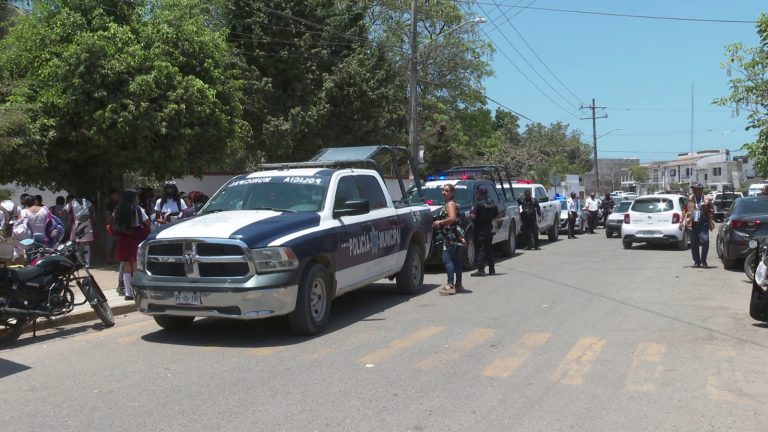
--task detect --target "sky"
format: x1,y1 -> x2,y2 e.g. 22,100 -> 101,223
466,0 -> 765,163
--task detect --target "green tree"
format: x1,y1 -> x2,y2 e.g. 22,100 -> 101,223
627,165 -> 649,183
217,0 -> 403,164
0,0 -> 246,195
487,121 -> 592,179
714,14 -> 768,177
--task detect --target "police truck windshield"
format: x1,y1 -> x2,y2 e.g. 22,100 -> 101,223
202,176 -> 328,214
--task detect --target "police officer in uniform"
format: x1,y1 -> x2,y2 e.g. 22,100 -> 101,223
470,186 -> 499,277
519,189 -> 541,250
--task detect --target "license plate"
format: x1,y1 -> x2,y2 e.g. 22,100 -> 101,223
175,291 -> 201,305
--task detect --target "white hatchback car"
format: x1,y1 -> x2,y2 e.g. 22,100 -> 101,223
621,194 -> 689,250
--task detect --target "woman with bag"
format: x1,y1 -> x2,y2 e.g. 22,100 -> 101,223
113,189 -> 150,301
432,184 -> 465,296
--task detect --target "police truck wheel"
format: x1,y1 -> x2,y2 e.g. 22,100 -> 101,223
623,239 -> 632,249
154,315 -> 194,330
501,223 -> 516,257
548,217 -> 559,241
462,230 -> 475,269
397,244 -> 424,295
290,264 -> 331,335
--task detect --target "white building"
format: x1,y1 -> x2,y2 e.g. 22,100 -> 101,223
645,150 -> 743,192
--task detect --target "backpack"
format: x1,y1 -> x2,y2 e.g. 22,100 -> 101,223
0,200 -> 18,238
70,198 -> 91,220
45,213 -> 65,247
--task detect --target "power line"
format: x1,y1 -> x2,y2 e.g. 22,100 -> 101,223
453,1 -> 757,24
479,26 -> 580,119
484,94 -> 536,123
483,0 -> 583,107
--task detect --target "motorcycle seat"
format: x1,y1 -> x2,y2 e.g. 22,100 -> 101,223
7,266 -> 45,283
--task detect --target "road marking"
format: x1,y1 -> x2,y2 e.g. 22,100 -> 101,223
415,328 -> 496,370
304,330 -> 377,361
75,319 -> 153,341
551,336 -> 606,385
482,332 -> 551,378
706,346 -> 753,404
625,342 -> 667,392
359,325 -> 445,364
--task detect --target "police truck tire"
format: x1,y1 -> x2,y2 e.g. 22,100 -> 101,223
154,315 -> 194,331
501,223 -> 516,257
462,230 -> 475,269
397,244 -> 424,295
548,217 -> 559,241
623,239 -> 632,249
290,264 -> 331,335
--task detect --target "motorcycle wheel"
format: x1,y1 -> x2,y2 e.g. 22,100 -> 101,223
0,317 -> 27,347
81,276 -> 115,327
745,251 -> 757,282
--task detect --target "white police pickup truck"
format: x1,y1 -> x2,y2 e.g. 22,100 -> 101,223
132,147 -> 433,334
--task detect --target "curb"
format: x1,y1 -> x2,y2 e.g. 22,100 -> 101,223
22,302 -> 139,335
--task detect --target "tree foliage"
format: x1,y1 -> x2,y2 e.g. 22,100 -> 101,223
0,0 -> 246,195
486,120 -> 592,181
714,14 -> 768,178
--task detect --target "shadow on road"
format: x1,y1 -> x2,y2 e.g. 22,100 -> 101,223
137,282 -> 440,349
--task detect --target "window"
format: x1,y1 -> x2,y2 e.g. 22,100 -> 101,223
704,174 -> 708,180
631,198 -> 674,213
334,176 -> 361,211
535,187 -> 548,201
480,184 -> 499,203
713,167 -> 722,176
685,168 -> 691,177
355,175 -> 388,210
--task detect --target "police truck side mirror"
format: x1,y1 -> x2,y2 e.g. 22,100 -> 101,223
333,200 -> 370,218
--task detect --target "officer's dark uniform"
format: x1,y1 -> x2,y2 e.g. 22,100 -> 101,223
471,189 -> 499,276
518,193 -> 541,250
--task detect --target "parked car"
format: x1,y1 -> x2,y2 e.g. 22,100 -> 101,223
621,192 -> 638,201
621,194 -> 689,250
712,192 -> 743,213
407,177 -> 519,268
605,200 -> 633,238
558,199 -> 585,233
715,196 -> 768,269
748,183 -> 768,197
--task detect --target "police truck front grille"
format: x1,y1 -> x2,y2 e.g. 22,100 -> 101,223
146,241 -> 253,279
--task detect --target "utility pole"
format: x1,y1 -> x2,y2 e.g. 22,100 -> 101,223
580,98 -> 607,193
408,0 -> 419,164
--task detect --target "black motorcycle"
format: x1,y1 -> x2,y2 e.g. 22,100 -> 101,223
745,237 -> 765,283
0,228 -> 115,346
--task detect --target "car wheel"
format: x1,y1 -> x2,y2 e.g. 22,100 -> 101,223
548,217 -> 559,241
396,243 -> 425,295
623,239 -> 632,249
715,237 -> 724,258
605,229 -> 612,238
462,230 -> 475,269
500,223 -> 516,257
289,263 -> 332,335
722,255 -> 738,270
677,230 -> 688,251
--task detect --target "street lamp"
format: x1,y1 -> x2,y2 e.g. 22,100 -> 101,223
408,8 -> 486,164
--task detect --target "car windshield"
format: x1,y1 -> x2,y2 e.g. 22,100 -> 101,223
614,201 -> 632,213
201,176 -> 328,214
511,187 -> 529,200
632,198 -> 674,213
734,198 -> 768,215
406,185 -> 472,206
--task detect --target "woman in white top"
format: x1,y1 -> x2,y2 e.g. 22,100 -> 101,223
154,182 -> 187,225
20,195 -> 50,244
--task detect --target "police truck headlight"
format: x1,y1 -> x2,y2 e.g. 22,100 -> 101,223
250,247 -> 299,273
135,241 -> 147,272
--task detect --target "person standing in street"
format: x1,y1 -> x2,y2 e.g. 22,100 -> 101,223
518,189 -> 541,250
470,186 -> 499,277
584,192 -> 599,233
567,192 -> 579,239
682,183 -> 715,268
104,188 -> 125,295
114,189 -> 150,301
433,184 -> 464,295
600,193 -> 614,227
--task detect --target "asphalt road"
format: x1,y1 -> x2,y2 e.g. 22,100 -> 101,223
1,229 -> 765,431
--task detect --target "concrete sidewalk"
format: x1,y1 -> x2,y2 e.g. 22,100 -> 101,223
22,265 -> 139,334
